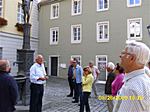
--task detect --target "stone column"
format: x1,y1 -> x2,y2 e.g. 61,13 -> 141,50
17,49 -> 34,105
22,23 -> 31,49
16,23 -> 35,105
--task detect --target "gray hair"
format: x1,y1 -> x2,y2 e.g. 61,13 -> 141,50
107,62 -> 115,70
36,54 -> 43,60
89,60 -> 94,64
126,40 -> 150,65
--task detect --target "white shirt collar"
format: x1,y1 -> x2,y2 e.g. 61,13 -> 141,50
35,63 -> 42,67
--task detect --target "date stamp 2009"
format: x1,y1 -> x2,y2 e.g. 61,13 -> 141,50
98,95 -> 144,101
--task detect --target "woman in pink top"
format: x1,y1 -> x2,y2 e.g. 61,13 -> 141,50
112,66 -> 125,96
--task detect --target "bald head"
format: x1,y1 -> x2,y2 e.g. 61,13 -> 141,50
35,55 -> 44,65
0,60 -> 10,72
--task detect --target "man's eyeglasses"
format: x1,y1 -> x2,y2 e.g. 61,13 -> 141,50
120,51 -> 133,58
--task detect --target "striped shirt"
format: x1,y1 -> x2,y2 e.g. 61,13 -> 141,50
144,66 -> 150,77
113,69 -> 150,112
90,66 -> 100,80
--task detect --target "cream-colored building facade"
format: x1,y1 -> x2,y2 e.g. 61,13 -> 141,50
0,0 -> 39,75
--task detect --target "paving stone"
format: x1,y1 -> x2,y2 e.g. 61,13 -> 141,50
15,77 -> 109,112
43,77 -> 108,112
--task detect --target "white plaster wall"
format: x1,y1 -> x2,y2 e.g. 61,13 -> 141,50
0,32 -> 38,76
30,0 -> 39,38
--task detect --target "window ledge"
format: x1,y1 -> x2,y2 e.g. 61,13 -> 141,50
97,39 -> 109,43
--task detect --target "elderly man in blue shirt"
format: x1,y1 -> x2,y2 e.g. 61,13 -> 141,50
72,58 -> 83,108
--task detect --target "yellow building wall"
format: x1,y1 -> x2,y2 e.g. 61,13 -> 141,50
0,0 -> 23,36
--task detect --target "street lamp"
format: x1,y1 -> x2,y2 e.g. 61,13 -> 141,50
147,25 -> 150,36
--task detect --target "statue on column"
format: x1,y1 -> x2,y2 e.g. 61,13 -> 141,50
22,0 -> 33,23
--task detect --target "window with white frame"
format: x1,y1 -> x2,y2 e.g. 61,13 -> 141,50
97,0 -> 109,11
17,3 -> 24,23
50,3 -> 59,19
0,0 -> 3,17
71,24 -> 82,44
127,18 -> 142,40
96,21 -> 109,42
96,55 -> 107,82
127,0 -> 141,7
50,27 -> 59,45
0,47 -> 2,59
72,0 -> 82,15
71,55 -> 81,66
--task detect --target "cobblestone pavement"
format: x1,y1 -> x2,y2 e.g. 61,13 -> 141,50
43,77 -> 108,112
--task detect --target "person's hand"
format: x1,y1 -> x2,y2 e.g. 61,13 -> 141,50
38,77 -> 46,81
83,72 -> 86,76
45,76 -> 49,80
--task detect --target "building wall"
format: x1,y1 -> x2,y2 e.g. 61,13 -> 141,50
0,0 -> 39,76
39,0 -> 150,79
0,32 -> 38,75
0,0 -> 21,34
1,0 -> 39,37
30,0 -> 39,38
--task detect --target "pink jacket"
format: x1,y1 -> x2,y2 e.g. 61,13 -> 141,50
111,73 -> 124,96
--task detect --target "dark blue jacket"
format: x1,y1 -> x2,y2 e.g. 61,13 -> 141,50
105,72 -> 115,94
0,71 -> 19,112
68,65 -> 73,77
